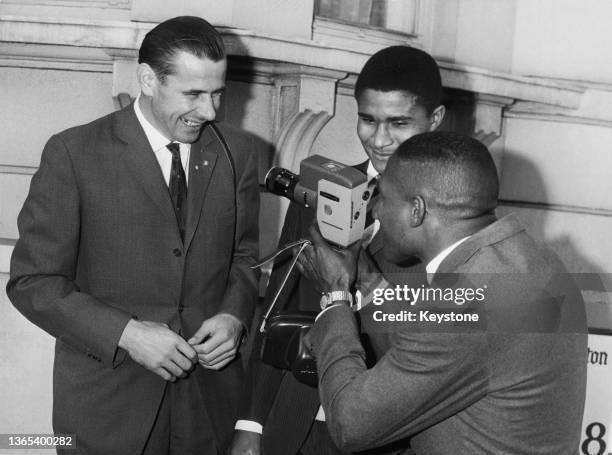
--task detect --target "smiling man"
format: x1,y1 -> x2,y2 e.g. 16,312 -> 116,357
231,46 -> 445,455
354,47 -> 445,175
7,16 -> 260,454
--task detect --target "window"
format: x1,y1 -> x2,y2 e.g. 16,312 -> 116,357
314,0 -> 418,34
312,0 -> 430,55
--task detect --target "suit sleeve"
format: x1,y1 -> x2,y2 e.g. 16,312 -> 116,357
310,305 -> 488,452
6,134 -> 133,366
218,132 -> 260,331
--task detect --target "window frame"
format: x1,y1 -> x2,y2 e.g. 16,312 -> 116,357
311,0 -> 433,54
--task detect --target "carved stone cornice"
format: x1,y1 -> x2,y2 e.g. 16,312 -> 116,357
0,15 -> 585,109
0,42 -> 112,72
438,63 -> 583,109
507,84 -> 612,128
0,165 -> 37,175
499,199 -> 612,219
505,109 -> 612,129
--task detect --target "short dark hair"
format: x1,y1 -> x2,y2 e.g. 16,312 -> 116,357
354,46 -> 443,114
389,131 -> 498,220
138,16 -> 225,82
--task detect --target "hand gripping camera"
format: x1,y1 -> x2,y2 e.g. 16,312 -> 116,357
264,155 -> 372,247
259,156 -> 372,386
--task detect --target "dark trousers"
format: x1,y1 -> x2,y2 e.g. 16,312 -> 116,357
142,373 -> 217,455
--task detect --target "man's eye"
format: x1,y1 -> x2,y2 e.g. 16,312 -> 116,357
392,121 -> 410,128
360,117 -> 375,124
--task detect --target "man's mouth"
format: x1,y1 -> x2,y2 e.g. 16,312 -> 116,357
371,150 -> 393,159
180,117 -> 205,128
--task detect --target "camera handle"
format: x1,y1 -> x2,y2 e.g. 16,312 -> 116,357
250,239 -> 312,333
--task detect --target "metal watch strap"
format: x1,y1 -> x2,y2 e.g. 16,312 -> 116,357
320,290 -> 353,310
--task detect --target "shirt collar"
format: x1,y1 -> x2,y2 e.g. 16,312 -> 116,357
426,236 -> 471,283
134,94 -> 175,152
366,160 -> 379,182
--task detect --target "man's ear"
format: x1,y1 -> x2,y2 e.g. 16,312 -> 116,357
428,105 -> 446,131
137,63 -> 158,97
408,195 -> 426,227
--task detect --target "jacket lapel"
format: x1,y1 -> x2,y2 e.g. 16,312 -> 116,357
354,159 -> 369,174
114,105 -> 179,237
436,215 -> 523,275
367,231 -> 384,255
183,124 -> 219,251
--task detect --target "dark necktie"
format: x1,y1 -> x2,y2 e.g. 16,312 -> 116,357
167,142 -> 188,242
365,175 -> 380,227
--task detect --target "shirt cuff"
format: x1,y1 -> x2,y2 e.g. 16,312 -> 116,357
234,420 -> 263,434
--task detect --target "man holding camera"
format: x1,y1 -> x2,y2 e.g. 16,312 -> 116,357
231,46 -> 445,455
296,132 -> 587,454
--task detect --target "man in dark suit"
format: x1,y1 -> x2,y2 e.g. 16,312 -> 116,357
298,132 -> 587,454
230,46 -> 445,455
7,16 -> 259,454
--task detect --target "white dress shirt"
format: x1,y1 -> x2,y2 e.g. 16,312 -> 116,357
425,236 -> 471,283
133,95 -> 191,186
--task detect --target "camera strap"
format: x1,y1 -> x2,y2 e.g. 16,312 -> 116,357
250,239 -> 311,333
208,122 -> 238,228
209,122 -> 236,186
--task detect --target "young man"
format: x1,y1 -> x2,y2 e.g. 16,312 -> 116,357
299,132 -> 587,454
230,46 -> 445,455
7,16 -> 260,454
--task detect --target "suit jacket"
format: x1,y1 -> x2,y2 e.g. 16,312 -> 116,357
7,104 -> 260,454
310,214 -> 587,454
240,161 -> 424,455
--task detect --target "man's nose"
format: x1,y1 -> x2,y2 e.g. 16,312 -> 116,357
372,123 -> 393,148
195,94 -> 217,121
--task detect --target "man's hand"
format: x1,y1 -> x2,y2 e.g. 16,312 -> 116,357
296,224 -> 360,292
118,319 -> 197,382
228,430 -> 261,455
188,313 -> 244,370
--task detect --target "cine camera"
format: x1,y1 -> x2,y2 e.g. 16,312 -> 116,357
264,155 -> 372,247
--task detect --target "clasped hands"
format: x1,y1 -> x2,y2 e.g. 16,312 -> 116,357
118,312 -> 243,382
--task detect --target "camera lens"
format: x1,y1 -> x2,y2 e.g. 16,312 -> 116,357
264,167 -> 300,199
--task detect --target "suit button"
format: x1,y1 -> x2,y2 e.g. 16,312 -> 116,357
173,248 -> 182,257
178,306 -> 184,313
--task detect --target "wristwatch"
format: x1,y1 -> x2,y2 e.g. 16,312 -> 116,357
320,291 -> 353,310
